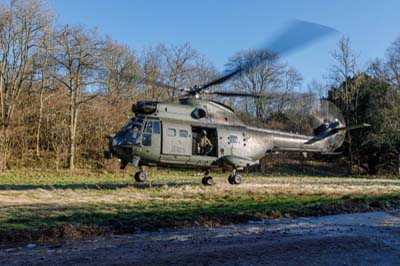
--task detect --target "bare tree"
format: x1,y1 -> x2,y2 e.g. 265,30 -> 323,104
162,43 -> 198,98
0,0 -> 51,170
227,50 -> 303,126
386,37 -> 400,90
367,37 -> 400,175
141,46 -> 168,101
101,37 -> 140,102
141,43 -> 216,101
370,37 -> 400,90
381,37 -> 400,175
32,25 -> 55,157
275,67 -> 303,115
228,50 -> 282,123
51,25 -> 103,169
329,37 -> 359,174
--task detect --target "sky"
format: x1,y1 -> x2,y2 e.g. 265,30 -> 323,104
51,0 -> 400,87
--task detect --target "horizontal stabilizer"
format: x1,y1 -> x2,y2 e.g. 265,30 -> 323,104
305,129 -> 339,144
337,123 -> 371,131
321,151 -> 343,155
305,123 -> 371,144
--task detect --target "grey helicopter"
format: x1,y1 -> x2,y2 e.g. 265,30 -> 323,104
104,21 -> 370,186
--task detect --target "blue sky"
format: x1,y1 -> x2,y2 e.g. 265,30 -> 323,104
52,0 -> 400,87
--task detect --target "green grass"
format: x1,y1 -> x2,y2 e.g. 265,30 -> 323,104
0,168 -> 400,235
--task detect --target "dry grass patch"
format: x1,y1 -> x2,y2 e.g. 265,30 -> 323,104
0,168 -> 400,242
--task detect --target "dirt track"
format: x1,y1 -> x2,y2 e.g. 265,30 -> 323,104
1,210 -> 400,266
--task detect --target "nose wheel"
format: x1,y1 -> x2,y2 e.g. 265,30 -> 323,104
201,169 -> 214,186
202,176 -> 214,186
134,170 -> 147,182
228,169 -> 242,185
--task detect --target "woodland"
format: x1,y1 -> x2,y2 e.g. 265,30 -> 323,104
1,0 -> 399,175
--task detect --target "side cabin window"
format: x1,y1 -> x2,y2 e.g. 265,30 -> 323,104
179,129 -> 188,138
167,128 -> 176,137
229,135 -> 238,144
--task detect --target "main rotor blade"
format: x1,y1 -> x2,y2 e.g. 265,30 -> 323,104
201,51 -> 273,90
140,78 -> 188,93
207,91 -> 272,98
201,20 -> 337,90
266,20 -> 338,56
200,70 -> 242,90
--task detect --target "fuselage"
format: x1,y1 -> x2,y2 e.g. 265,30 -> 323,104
108,99 -> 345,169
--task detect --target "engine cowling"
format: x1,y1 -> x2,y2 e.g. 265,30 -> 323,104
132,101 -> 158,114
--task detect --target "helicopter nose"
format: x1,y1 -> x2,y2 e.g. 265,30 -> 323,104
111,134 -> 126,155
106,133 -> 133,158
104,133 -> 140,166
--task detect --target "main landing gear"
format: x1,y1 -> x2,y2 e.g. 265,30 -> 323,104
200,168 -> 243,186
134,166 -> 148,183
228,168 -> 242,185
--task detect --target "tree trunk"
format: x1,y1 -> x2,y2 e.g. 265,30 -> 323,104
68,89 -> 76,170
0,129 -> 6,172
348,132 -> 353,175
36,89 -> 44,157
398,150 -> 400,176
367,154 -> 379,175
0,63 -> 5,128
0,67 -> 7,172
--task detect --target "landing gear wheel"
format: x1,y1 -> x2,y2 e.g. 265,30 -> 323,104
228,174 -> 242,185
202,176 -> 214,186
134,171 -> 147,182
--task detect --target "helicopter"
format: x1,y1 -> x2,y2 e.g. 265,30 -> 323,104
103,21 -> 370,186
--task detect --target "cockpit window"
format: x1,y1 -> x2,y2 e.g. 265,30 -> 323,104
142,121 -> 152,146
131,124 -> 142,144
145,121 -> 152,133
152,121 -> 161,134
113,117 -> 144,146
117,122 -> 133,136
131,118 -> 144,144
117,117 -> 143,135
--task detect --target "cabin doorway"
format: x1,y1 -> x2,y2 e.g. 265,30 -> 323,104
191,126 -> 218,157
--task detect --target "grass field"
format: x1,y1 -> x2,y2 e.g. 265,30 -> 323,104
1,168 -> 400,242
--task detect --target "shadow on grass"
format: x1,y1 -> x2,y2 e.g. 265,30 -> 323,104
3,195 -> 400,230
0,182 -> 198,191
260,163 -> 348,177
1,196 -> 327,229
1,194 -> 400,243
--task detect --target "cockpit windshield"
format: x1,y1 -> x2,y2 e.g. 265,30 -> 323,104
116,117 -> 144,145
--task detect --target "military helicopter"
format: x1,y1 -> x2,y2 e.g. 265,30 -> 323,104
104,21 -> 370,186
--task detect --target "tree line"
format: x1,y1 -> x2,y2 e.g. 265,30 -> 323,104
0,0 -> 399,175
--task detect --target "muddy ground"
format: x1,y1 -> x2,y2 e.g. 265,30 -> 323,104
1,210 -> 400,266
